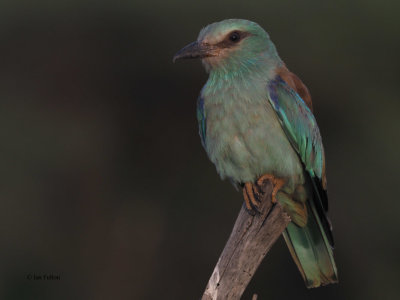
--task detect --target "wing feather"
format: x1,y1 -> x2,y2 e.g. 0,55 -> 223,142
268,76 -> 334,247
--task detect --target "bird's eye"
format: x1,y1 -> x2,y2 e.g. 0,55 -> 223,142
229,31 -> 241,42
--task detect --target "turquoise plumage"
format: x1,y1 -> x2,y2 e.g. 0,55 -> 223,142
174,19 -> 338,288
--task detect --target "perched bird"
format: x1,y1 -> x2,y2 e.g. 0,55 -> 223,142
174,19 -> 337,288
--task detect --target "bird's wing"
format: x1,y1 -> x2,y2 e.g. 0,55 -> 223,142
268,76 -> 324,180
197,96 -> 207,148
277,66 -> 313,112
267,76 -> 333,246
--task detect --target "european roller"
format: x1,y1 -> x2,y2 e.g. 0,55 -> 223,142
174,19 -> 338,288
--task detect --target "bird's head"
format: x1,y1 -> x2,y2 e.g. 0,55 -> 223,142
173,19 -> 281,73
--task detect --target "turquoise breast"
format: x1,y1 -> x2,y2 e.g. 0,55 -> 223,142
201,78 -> 303,184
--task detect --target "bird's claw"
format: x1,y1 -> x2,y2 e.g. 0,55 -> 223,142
257,174 -> 285,204
243,182 -> 261,214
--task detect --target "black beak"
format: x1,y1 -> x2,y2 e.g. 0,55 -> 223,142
173,41 -> 216,63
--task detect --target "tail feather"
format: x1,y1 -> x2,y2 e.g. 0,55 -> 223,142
283,199 -> 338,288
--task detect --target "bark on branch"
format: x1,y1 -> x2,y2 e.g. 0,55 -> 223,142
201,179 -> 291,300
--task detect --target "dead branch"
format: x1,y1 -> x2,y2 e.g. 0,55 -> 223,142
201,179 -> 291,300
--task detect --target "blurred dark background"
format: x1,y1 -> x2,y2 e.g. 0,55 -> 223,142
1,1 -> 399,299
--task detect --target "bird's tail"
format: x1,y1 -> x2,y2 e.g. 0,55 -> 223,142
282,198 -> 338,288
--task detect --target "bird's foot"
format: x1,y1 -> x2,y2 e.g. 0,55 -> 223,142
242,182 -> 260,215
257,174 -> 285,204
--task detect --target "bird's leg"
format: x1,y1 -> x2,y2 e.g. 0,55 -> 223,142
257,174 -> 285,204
243,182 -> 260,213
